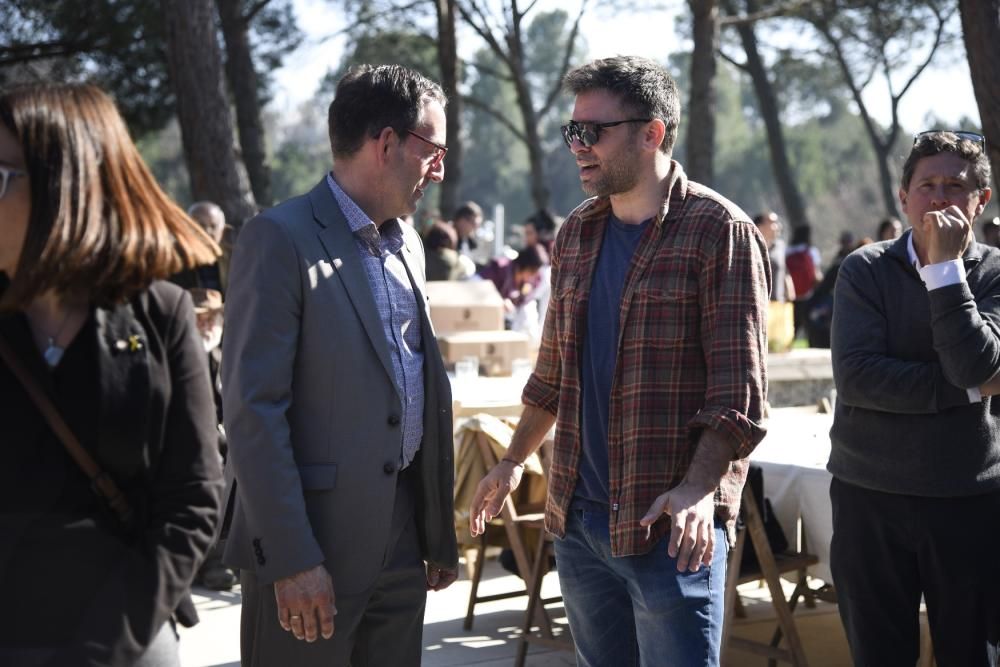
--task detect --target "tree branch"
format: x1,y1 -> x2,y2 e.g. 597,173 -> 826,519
464,58 -> 515,82
816,16 -> 886,150
462,94 -> 528,143
539,0 -> 587,118
242,0 -> 271,24
456,0 -> 515,71
315,0 -> 430,41
718,47 -> 748,72
893,3 -> 952,105
719,0 -> 810,27
0,38 -> 100,64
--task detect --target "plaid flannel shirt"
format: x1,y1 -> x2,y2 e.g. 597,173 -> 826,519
521,162 -> 770,554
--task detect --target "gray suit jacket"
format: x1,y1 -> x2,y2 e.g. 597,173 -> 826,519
221,179 -> 457,592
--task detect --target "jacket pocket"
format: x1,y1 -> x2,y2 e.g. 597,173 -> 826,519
298,463 -> 338,490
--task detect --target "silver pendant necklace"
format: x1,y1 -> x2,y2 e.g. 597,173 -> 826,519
41,309 -> 75,368
43,336 -> 65,367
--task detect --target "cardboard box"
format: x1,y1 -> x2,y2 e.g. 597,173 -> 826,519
438,330 -> 532,376
425,280 -> 504,334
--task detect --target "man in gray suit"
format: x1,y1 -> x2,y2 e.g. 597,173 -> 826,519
221,64 -> 458,666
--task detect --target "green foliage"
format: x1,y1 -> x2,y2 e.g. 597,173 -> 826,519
1,1 -> 175,133
316,28 -> 441,102
461,49 -> 534,225
267,101 -> 331,202
270,140 -> 330,203
136,120 -> 193,206
248,0 -> 305,105
459,9 -> 585,226
0,0 -> 300,136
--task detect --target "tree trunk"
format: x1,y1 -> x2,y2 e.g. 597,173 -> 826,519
509,45 -> 550,211
686,0 -> 718,185
217,0 -> 273,208
436,0 -> 463,217
161,0 -> 257,229
960,0 -> 1000,193
731,0 -> 810,228
812,18 -> 899,218
873,143 -> 898,218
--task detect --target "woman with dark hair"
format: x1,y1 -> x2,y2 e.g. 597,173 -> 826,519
0,83 -> 223,666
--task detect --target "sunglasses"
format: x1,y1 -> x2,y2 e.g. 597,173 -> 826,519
560,119 -> 652,148
0,164 -> 26,200
405,129 -> 448,168
913,130 -> 986,150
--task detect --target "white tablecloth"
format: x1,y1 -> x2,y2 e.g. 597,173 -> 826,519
752,406 -> 835,582
449,374 -> 528,414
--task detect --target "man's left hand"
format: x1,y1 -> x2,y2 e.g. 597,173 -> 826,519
640,481 -> 717,573
426,563 -> 458,591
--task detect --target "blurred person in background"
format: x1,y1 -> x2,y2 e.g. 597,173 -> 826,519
0,83 -> 223,666
170,201 -> 229,295
451,200 -> 483,262
754,211 -> 794,303
834,230 -> 856,266
189,288 -> 238,592
520,210 -> 562,339
806,236 -> 873,349
785,224 -> 822,339
523,208 -> 560,255
477,243 -> 549,325
423,220 -> 473,281
876,216 -> 903,242
981,216 -> 1000,247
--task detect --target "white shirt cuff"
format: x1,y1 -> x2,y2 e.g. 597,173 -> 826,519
919,260 -> 966,291
968,386 -> 982,403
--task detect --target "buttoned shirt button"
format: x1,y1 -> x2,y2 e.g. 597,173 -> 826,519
388,414 -> 401,426
383,462 -> 397,475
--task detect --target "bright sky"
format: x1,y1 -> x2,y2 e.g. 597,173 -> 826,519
271,0 -> 981,133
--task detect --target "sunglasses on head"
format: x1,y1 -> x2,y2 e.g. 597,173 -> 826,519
560,118 -> 652,148
913,130 -> 986,150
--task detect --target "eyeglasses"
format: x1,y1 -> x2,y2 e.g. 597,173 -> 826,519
913,130 -> 986,151
405,129 -> 448,167
0,164 -> 26,200
560,119 -> 652,148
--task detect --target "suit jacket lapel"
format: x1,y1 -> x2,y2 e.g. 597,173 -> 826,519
309,180 -> 398,392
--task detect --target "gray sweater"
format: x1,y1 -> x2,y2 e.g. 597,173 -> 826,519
828,230 -> 1000,496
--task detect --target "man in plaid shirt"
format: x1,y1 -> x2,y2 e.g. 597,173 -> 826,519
471,56 -> 770,666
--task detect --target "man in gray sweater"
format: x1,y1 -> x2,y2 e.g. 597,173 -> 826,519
829,130 -> 999,666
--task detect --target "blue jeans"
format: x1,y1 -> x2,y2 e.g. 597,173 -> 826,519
553,505 -> 727,667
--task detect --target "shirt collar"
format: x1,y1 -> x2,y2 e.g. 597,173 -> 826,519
325,172 -> 404,257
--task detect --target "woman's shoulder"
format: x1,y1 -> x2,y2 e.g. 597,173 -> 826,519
131,281 -> 196,341
144,280 -> 191,315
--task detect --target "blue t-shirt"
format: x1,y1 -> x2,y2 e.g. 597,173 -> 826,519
574,213 -> 651,507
